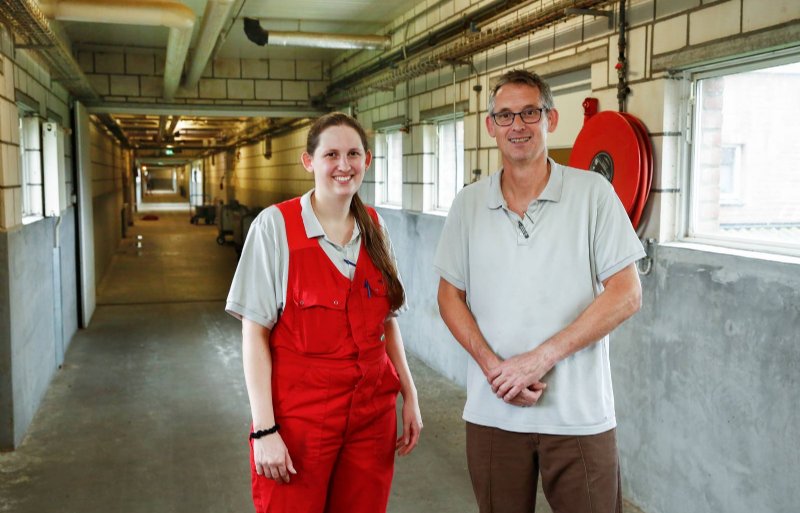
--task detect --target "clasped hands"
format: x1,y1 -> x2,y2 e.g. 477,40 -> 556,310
487,350 -> 552,407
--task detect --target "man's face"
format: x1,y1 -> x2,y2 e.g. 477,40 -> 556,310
485,82 -> 558,166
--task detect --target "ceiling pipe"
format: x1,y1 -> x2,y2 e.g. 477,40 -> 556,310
243,17 -> 390,50
184,0 -> 235,89
166,115 -> 181,136
156,115 -> 168,142
39,0 -> 195,101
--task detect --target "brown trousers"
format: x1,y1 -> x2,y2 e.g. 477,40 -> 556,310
466,423 -> 623,513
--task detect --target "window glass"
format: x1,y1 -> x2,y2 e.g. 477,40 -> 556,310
385,130 -> 403,206
435,118 -> 464,210
689,59 -> 800,252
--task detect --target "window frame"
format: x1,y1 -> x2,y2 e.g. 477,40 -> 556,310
681,48 -> 800,258
19,113 -> 44,223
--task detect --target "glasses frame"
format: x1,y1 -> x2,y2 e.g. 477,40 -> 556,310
490,107 -> 548,127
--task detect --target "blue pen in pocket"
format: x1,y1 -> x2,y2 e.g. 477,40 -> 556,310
364,279 -> 372,298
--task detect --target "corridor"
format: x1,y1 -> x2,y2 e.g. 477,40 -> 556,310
0,208 -> 489,513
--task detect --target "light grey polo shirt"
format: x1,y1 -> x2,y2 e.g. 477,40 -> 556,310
226,189 -> 404,329
434,159 -> 645,435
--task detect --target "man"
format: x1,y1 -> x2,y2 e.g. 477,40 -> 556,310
434,69 -> 645,513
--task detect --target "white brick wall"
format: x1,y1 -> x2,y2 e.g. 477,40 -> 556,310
270,60 -> 295,79
242,59 -> 268,79
282,81 -> 309,101
689,0 -> 741,45
742,0 -> 800,32
228,79 -> 254,100
296,61 -> 322,80
653,14 -> 688,54
214,59 -> 241,78
0,143 -> 20,186
95,53 -> 124,74
199,79 -> 226,99
109,75 -> 139,97
126,54 -> 154,75
255,80 -> 282,99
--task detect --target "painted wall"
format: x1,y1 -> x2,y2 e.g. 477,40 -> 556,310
0,214 -> 79,450
89,120 -> 128,286
0,26 -> 78,450
613,245 -> 800,513
232,129 -> 312,209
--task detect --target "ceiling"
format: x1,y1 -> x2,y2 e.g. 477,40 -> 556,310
64,0 -> 412,60
49,0 -> 421,165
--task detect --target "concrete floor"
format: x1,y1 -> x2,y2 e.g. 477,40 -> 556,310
2,204 -> 630,512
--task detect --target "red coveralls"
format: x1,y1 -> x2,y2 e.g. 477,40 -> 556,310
250,197 -> 402,513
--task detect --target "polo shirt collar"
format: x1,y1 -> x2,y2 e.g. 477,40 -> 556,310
299,189 -> 361,242
486,157 -> 564,210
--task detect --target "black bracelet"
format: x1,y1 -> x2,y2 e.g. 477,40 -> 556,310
250,424 -> 280,439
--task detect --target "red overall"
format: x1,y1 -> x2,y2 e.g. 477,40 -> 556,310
250,197 -> 401,513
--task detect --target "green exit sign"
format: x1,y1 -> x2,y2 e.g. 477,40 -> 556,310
165,148 -> 174,155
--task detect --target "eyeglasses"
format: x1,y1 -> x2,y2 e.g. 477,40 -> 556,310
490,108 -> 547,126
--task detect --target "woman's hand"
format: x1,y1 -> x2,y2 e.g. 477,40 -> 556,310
253,433 -> 296,484
396,393 -> 423,456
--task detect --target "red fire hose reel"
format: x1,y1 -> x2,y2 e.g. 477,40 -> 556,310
568,101 -> 652,229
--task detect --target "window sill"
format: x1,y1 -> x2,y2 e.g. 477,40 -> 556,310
375,203 -> 403,210
22,214 -> 44,226
422,209 -> 449,218
665,240 -> 800,266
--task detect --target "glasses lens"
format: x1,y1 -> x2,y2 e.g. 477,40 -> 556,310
494,112 -> 513,126
521,109 -> 542,123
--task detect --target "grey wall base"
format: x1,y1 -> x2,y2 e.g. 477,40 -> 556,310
0,209 -> 79,450
378,208 -> 800,513
377,208 -> 471,386
614,245 -> 800,513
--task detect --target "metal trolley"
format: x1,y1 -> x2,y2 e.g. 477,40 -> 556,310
232,206 -> 263,255
216,200 -> 248,245
190,204 -> 216,225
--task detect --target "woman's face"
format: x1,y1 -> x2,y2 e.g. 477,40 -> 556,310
302,125 -> 372,202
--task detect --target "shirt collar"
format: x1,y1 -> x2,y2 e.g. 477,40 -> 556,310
299,189 -> 361,243
486,157 -> 564,210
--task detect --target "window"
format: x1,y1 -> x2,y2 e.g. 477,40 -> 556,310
384,130 -> 403,206
687,54 -> 800,254
434,117 -> 464,211
19,115 -> 43,220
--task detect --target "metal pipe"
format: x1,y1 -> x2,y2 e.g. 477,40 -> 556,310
264,30 -> 390,50
39,0 -> 195,101
244,18 -> 390,50
184,0 -> 236,89
327,0 -> 610,103
616,0 -> 630,112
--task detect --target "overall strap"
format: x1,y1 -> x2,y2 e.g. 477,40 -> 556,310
275,197 -> 315,251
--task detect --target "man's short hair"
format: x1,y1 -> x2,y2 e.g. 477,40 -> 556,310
488,69 -> 555,114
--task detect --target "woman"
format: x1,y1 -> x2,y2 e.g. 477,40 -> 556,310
226,112 -> 423,513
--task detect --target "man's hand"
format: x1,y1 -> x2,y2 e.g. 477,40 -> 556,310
487,348 -> 555,403
506,382 -> 547,407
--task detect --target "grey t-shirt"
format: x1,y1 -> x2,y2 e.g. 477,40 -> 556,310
434,160 -> 646,435
226,189 -> 404,329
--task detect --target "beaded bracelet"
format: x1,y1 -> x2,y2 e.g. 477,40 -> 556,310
250,424 -> 280,439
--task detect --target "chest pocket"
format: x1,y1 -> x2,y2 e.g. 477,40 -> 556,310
293,287 -> 349,355
360,275 -> 391,338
